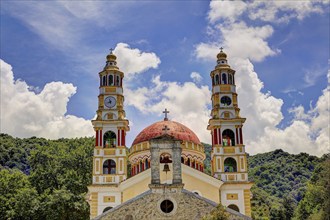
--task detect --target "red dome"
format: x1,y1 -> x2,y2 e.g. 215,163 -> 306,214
132,120 -> 201,146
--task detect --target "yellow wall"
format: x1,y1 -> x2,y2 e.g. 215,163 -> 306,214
182,173 -> 220,203
122,176 -> 151,202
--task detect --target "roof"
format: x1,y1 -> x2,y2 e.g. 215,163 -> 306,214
132,120 -> 201,146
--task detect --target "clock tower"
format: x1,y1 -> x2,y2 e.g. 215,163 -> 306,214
208,49 -> 252,216
88,51 -> 129,217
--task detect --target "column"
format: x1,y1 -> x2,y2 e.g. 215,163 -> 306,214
172,141 -> 182,184
150,143 -> 160,184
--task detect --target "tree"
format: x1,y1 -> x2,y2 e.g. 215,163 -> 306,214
0,169 -> 40,220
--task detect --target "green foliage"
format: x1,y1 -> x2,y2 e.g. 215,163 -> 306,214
203,143 -> 212,175
293,154 -> 330,220
248,149 -> 321,219
0,134 -> 93,220
0,169 -> 40,219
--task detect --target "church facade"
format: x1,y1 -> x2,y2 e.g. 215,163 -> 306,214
87,50 -> 253,219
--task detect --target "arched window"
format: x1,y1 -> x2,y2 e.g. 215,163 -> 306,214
224,157 -> 237,172
212,77 -> 215,86
228,74 -> 233,84
103,159 -> 116,174
145,159 -> 149,169
222,129 -> 235,146
140,160 -> 143,172
102,76 -> 107,86
228,204 -> 239,212
116,76 -> 120,86
215,74 -> 219,85
109,75 -> 113,86
186,157 -> 190,166
103,207 -> 113,213
222,73 -> 227,84
103,131 -> 116,148
181,157 -> 184,163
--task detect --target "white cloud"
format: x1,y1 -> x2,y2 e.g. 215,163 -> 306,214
114,43 -> 161,78
247,1 -> 327,23
0,59 -> 94,139
303,66 -> 328,88
233,58 -> 329,156
196,22 -> 278,62
190,72 -> 203,83
125,75 -> 211,143
208,0 -> 328,24
208,1 -> 247,23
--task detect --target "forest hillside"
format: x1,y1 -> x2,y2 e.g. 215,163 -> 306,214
0,134 -> 329,220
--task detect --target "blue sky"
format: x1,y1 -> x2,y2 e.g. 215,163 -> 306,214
1,1 -> 329,156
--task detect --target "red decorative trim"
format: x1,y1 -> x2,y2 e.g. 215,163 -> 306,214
95,130 -> 99,146
240,128 -> 243,144
214,128 -> 218,145
236,128 -> 239,145
122,130 -> 125,146
99,130 -> 103,147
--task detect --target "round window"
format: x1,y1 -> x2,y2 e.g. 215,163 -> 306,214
160,200 -> 174,213
221,96 -> 232,106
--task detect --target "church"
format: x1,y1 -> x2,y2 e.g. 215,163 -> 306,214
87,49 -> 253,220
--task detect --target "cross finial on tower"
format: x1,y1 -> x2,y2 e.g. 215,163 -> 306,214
220,47 -> 223,52
109,48 -> 114,54
163,108 -> 170,121
162,125 -> 170,134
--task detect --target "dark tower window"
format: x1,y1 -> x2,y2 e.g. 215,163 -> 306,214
102,76 -> 107,86
103,131 -> 117,148
160,200 -> 174,213
109,75 -> 113,86
228,74 -> 233,84
222,129 -> 235,146
215,74 -> 219,85
228,204 -> 239,212
220,96 -> 232,106
103,159 -> 116,174
116,75 -> 120,86
224,157 -> 237,172
103,207 -> 113,213
222,73 -> 227,84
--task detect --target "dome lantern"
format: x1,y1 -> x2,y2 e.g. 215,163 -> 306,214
216,47 -> 228,66
104,48 -> 118,69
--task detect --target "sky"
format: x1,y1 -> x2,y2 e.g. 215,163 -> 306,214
1,1 -> 329,157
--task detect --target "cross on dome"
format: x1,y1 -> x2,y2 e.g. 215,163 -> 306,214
109,48 -> 114,54
162,125 -> 170,134
163,108 -> 170,121
219,47 -> 223,52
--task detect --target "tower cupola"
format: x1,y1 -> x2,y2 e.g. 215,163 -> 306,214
104,49 -> 118,70
216,47 -> 228,67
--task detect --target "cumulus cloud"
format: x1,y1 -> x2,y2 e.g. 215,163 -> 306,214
247,72 -> 330,156
125,75 -> 211,143
208,0 -> 328,24
114,43 -> 161,78
232,58 -> 329,156
196,22 -> 278,62
208,1 -> 247,23
190,72 -> 203,83
0,59 -> 94,139
193,0 -> 329,156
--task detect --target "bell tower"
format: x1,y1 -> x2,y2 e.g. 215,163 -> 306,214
207,49 -> 252,216
89,50 -> 129,217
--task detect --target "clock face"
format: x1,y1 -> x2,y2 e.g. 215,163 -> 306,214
220,96 -> 232,106
104,96 -> 116,108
